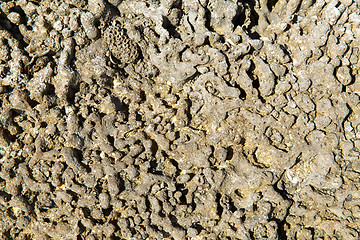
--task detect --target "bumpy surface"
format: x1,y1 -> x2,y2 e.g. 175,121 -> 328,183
103,22 -> 139,65
1,0 -> 360,239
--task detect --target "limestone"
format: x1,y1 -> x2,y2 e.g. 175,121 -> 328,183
336,65 -> 353,85
1,0 -> 360,239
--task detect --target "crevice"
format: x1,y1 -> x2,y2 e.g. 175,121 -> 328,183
0,7 -> 28,50
226,147 -> 234,160
247,60 -> 266,103
162,16 -> 181,39
169,213 -> 185,230
215,193 -> 223,217
267,0 -> 279,11
241,0 -> 261,39
272,177 -> 294,240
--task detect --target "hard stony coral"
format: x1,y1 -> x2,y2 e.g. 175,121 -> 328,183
103,22 -> 140,65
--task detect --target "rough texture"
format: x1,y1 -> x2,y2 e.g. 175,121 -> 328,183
1,0 -> 360,239
103,21 -> 140,66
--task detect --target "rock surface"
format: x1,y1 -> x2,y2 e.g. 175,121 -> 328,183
1,0 -> 360,239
